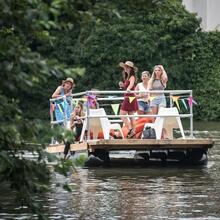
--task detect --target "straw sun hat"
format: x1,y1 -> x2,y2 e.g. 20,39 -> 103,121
63,77 -> 75,89
119,61 -> 138,72
64,77 -> 74,85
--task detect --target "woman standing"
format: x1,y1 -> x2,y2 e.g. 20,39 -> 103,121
135,71 -> 151,115
147,65 -> 168,115
52,77 -> 74,99
119,61 -> 138,138
52,77 -> 75,122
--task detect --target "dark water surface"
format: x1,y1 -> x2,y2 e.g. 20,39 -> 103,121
0,122 -> 220,219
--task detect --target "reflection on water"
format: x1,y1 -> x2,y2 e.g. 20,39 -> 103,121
1,123 -> 220,219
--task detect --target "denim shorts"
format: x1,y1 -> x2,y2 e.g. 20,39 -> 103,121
150,95 -> 166,107
138,101 -> 150,113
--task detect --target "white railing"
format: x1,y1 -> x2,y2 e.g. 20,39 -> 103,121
49,89 -> 194,142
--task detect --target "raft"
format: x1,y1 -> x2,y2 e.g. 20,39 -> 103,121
49,89 -> 214,167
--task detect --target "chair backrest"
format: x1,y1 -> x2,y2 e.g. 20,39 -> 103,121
158,107 -> 179,127
158,107 -> 185,139
80,108 -> 111,140
89,108 -> 111,127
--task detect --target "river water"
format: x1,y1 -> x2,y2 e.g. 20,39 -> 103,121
0,122 -> 220,219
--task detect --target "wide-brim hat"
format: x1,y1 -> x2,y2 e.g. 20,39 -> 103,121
64,77 -> 75,89
119,61 -> 138,72
64,77 -> 74,85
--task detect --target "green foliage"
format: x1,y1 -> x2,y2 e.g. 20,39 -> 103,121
73,153 -> 88,166
0,0 -> 219,216
51,0 -> 220,120
0,0 -> 91,217
54,158 -> 74,177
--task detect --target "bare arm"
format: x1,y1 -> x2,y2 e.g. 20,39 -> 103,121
159,65 -> 168,86
147,79 -> 152,91
52,86 -> 62,98
126,76 -> 135,91
135,83 -> 142,98
147,79 -> 153,101
70,113 -> 76,130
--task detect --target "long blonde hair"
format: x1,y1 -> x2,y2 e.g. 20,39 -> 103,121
147,65 -> 167,89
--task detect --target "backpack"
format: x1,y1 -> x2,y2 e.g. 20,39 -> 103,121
142,126 -> 156,139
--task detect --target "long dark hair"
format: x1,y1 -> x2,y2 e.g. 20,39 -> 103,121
123,68 -> 136,81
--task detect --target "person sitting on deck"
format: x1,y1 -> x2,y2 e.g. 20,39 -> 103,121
119,61 -> 139,139
64,102 -> 85,159
70,101 -> 85,141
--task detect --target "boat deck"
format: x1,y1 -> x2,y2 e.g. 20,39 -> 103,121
47,138 -> 214,153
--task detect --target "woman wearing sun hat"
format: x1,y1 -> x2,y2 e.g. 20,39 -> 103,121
119,61 -> 138,138
52,77 -> 75,99
52,77 -> 75,123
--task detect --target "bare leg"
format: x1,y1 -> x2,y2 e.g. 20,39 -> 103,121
120,109 -> 131,130
151,106 -> 158,121
137,110 -> 144,115
128,111 -> 136,132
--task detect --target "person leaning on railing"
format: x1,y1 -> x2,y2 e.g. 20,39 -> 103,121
52,77 -> 75,98
118,61 -> 139,139
51,77 -> 75,123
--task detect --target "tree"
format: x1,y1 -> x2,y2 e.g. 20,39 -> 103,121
51,0 -> 220,120
0,0 -> 91,217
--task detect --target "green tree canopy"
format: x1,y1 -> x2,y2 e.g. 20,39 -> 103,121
0,0 -> 91,216
51,0 -> 220,120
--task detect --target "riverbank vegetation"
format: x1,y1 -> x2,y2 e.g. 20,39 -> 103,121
0,0 -> 220,218
48,0 -> 220,121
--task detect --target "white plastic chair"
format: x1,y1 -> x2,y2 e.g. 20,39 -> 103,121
142,107 -> 185,139
80,108 -> 124,141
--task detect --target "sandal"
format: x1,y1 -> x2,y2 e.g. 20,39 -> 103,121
127,129 -> 135,139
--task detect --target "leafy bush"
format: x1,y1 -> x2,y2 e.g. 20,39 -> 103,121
52,0 -> 220,120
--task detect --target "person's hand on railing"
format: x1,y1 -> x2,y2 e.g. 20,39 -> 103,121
65,91 -> 72,97
147,94 -> 151,102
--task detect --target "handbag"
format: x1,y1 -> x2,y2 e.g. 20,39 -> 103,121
142,126 -> 156,139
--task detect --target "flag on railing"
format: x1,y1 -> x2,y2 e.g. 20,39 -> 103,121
171,96 -> 180,111
171,95 -> 197,111
129,96 -> 136,103
50,103 -> 55,115
87,94 -> 96,107
111,104 -> 120,115
180,99 -> 188,111
188,96 -> 198,106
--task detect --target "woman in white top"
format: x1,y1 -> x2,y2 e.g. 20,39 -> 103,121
135,71 -> 151,115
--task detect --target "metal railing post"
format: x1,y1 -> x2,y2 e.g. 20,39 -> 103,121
50,100 -> 55,144
190,90 -> 194,138
169,93 -> 173,108
86,92 -> 90,142
63,96 -> 67,129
